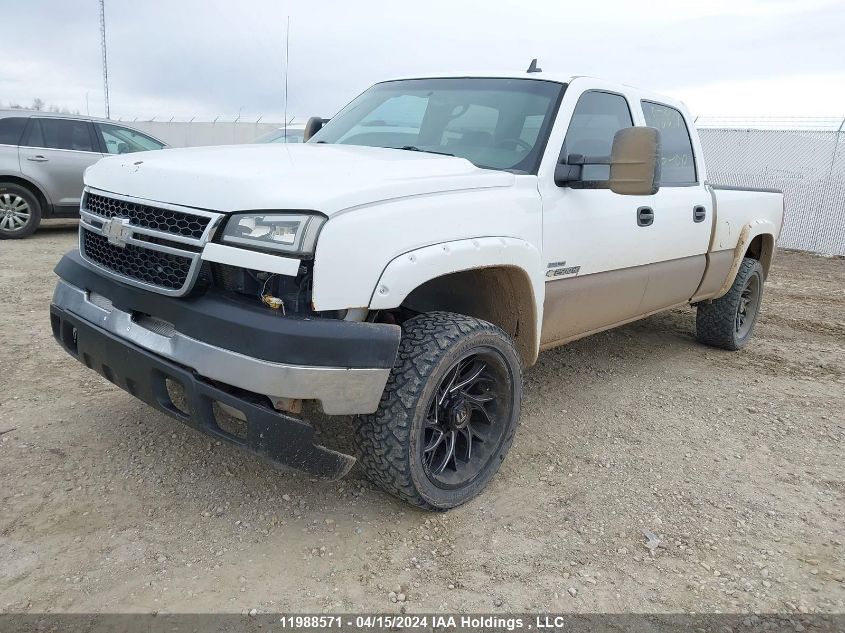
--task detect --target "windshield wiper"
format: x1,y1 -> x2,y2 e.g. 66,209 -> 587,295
397,145 -> 454,157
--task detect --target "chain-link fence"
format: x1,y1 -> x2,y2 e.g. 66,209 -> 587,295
698,117 -> 845,256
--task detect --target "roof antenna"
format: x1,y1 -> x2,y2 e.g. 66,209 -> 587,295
526,58 -> 542,73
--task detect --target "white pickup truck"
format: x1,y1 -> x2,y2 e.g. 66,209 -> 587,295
50,70 -> 784,509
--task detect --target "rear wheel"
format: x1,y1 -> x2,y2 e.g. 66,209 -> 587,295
696,257 -> 765,350
0,184 -> 41,239
354,312 -> 522,510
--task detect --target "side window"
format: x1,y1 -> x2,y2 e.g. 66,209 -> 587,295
96,123 -> 165,154
563,91 -> 633,180
641,101 -> 696,185
27,118 -> 97,152
0,117 -> 28,145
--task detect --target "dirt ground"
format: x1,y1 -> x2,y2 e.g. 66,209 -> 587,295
1,222 -> 843,616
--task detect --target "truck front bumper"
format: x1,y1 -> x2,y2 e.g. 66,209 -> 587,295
50,304 -> 356,478
49,251 -> 401,479
52,251 -> 400,415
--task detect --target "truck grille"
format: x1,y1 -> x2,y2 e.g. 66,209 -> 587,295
82,229 -> 194,290
86,192 -> 210,240
78,189 -> 223,296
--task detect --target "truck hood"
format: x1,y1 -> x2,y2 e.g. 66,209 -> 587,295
84,143 -> 515,215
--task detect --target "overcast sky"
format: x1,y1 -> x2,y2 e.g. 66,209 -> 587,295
2,0 -> 844,122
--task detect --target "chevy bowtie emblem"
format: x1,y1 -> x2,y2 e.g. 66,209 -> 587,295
102,217 -> 132,248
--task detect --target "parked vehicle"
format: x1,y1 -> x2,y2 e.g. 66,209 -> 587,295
50,70 -> 784,510
254,125 -> 306,143
0,110 -> 166,238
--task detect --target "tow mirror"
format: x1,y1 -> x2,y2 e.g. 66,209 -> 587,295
303,117 -> 326,142
608,127 -> 661,195
555,126 -> 661,196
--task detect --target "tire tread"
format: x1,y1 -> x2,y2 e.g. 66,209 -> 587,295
696,257 -> 763,350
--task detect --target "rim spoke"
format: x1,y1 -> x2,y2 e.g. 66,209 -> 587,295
461,427 -> 473,460
468,421 -> 485,442
432,430 -> 456,474
424,429 -> 446,454
450,360 -> 485,392
463,391 -> 494,405
438,363 -> 461,406
468,400 -> 493,425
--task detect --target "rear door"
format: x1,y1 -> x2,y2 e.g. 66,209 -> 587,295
0,116 -> 28,175
18,117 -> 104,211
636,100 -> 712,312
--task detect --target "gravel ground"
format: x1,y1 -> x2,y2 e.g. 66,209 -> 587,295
1,223 -> 843,615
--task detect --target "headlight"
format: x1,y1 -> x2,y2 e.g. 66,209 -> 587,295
221,212 -> 327,256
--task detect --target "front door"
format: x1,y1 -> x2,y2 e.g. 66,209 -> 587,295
538,82 -> 658,347
18,117 -> 103,210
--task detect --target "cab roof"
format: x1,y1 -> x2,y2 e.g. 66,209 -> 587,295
375,72 -> 690,117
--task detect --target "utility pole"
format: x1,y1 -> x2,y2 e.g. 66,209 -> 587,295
99,0 -> 110,118
284,16 -> 289,140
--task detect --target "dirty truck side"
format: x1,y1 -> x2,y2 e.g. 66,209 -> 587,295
50,73 -> 784,509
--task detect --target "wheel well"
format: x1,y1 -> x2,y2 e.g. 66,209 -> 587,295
400,266 -> 538,367
0,176 -> 50,214
745,234 -> 775,278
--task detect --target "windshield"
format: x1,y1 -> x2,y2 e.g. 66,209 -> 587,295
256,128 -> 304,143
309,78 -> 564,173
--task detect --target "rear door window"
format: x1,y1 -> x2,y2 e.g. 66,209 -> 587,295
0,117 -> 28,145
26,118 -> 97,152
641,101 -> 697,185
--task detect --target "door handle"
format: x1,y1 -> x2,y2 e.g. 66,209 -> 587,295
637,206 -> 654,227
693,205 -> 707,223
26,155 -> 48,162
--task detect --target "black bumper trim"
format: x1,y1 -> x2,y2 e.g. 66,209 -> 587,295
51,305 -> 355,479
54,250 -> 400,369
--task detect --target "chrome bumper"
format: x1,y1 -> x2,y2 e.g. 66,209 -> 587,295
52,280 -> 390,414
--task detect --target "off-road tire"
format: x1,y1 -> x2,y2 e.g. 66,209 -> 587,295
354,311 -> 522,510
696,257 -> 765,350
0,183 -> 42,239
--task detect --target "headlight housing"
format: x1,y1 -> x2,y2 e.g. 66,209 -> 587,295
221,212 -> 327,256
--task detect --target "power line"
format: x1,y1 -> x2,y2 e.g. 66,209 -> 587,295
99,0 -> 110,119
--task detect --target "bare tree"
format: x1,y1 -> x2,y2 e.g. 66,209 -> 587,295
9,102 -> 22,109
31,98 -> 45,111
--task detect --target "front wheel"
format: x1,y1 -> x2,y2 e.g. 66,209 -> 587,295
354,312 -> 522,510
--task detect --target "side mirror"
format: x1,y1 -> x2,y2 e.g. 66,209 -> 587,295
303,117 -> 326,142
555,126 -> 661,196
608,127 -> 661,195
